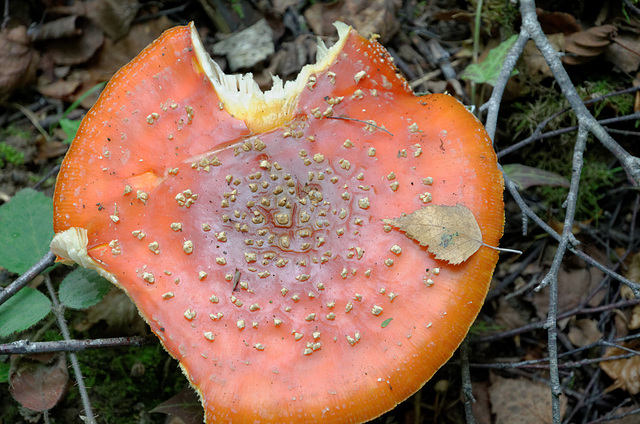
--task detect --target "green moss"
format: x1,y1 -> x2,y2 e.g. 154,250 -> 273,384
579,78 -> 634,117
66,344 -> 187,423
0,142 -> 25,167
468,0 -> 519,37
504,73 -> 629,223
506,88 -> 576,140
536,159 -> 621,222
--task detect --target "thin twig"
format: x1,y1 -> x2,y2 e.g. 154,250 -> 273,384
44,275 -> 96,424
472,297 -> 640,344
0,336 -> 154,355
498,112 -> 640,158
0,251 -> 56,307
32,165 -> 61,190
2,0 -> 9,29
501,171 -> 640,296
585,406 -> 640,424
460,338 -> 475,424
482,33 -> 529,141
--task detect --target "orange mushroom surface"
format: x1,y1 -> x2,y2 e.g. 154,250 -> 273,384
51,22 -> 504,423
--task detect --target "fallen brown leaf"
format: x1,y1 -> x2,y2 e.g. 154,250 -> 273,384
0,26 -> 39,101
495,297 -> 531,331
601,345 -> 640,394
489,374 -> 567,424
606,33 -> 640,73
48,0 -> 141,40
536,8 -> 582,35
37,78 -> 81,100
36,16 -> 104,66
83,0 -> 141,40
304,0 -> 400,43
89,16 -> 173,81
533,265 -> 604,323
562,24 -> 617,65
9,352 -> 69,412
150,387 -> 204,424
567,318 -> 603,347
383,204 -> 482,265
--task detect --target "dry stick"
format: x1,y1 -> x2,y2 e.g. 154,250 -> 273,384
470,336 -> 640,371
460,337 -> 475,424
472,296 -> 640,344
0,251 -> 56,307
586,407 -> 640,424
498,111 -> 640,159
1,0 -> 9,29
540,123 -> 587,422
0,336 -> 153,355
44,275 -> 96,424
32,164 -> 61,190
481,33 -> 528,141
565,367 -> 602,424
502,172 -> 640,295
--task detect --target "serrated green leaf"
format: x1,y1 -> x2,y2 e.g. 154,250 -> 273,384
503,163 -> 570,190
59,268 -> 111,310
462,35 -> 519,86
0,287 -> 51,337
0,188 -> 54,274
59,118 -> 81,144
0,362 -> 9,383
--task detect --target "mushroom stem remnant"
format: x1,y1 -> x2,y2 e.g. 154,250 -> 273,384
51,22 -> 504,423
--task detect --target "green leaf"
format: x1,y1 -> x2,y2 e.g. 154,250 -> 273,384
59,118 -> 82,144
0,362 -> 9,383
462,35 -> 519,86
381,318 -> 393,328
0,188 -> 54,274
0,287 -> 52,337
59,268 -> 111,310
503,164 -> 570,190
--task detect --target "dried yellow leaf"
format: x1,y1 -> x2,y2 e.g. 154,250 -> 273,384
383,204 -> 482,265
601,345 -> 640,394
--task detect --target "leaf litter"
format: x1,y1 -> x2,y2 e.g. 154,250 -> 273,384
3,0 -> 640,422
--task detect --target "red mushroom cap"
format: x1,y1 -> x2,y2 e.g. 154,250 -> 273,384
51,23 -> 504,423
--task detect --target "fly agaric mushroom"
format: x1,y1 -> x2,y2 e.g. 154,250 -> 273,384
51,22 -> 504,423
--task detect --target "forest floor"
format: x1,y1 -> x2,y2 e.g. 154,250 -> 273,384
2,0 -> 640,423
